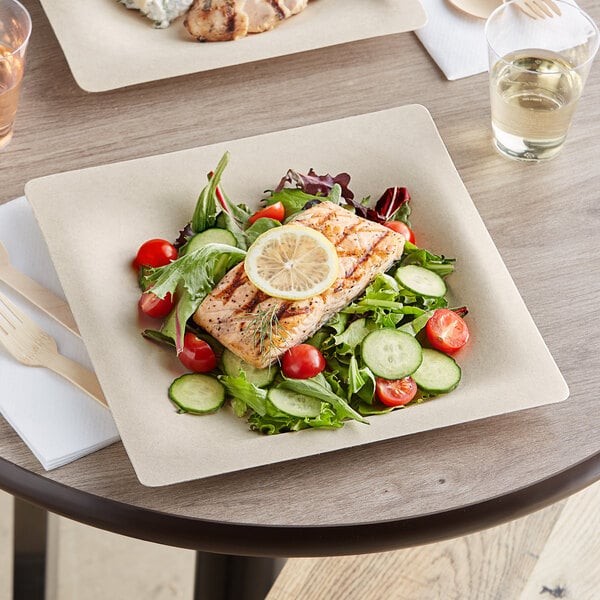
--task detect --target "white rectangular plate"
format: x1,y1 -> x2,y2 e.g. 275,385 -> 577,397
39,0 -> 427,92
25,105 -> 569,486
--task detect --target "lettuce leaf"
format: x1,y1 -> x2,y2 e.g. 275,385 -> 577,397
220,372 -> 348,434
191,152 -> 230,233
263,183 -> 345,220
219,373 -> 268,416
275,169 -> 354,200
244,217 -> 281,246
401,242 -> 456,277
142,243 -> 245,352
247,404 -> 344,435
277,373 -> 368,424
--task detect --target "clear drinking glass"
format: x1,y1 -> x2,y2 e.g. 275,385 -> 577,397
485,0 -> 599,161
0,0 -> 31,151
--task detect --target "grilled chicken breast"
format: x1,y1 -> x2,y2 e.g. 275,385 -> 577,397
185,0 -> 309,41
185,0 -> 249,41
194,202 -> 406,368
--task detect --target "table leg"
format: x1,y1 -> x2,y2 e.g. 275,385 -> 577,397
194,552 -> 279,600
12,498 -> 46,600
11,498 -> 280,600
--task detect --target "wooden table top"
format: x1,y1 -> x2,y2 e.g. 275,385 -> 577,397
0,0 -> 599,557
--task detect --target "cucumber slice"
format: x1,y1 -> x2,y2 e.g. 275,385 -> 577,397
183,228 -> 237,254
395,265 -> 447,298
411,348 -> 461,394
362,329 -> 423,379
221,349 -> 276,388
168,373 -> 225,414
268,388 -> 322,418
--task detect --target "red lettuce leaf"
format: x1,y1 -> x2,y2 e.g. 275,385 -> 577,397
275,169 -> 355,201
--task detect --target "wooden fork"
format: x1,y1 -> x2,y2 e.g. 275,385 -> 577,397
0,241 -> 80,337
0,291 -> 108,408
510,0 -> 562,19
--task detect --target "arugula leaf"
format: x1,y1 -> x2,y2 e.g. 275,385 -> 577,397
348,356 -> 368,397
400,242 -> 456,277
191,152 -> 230,233
265,188 -> 320,218
220,373 -> 348,434
358,402 -> 395,416
142,243 -> 245,352
278,374 -> 368,424
264,184 -> 344,220
213,190 -> 252,250
141,329 -> 176,347
244,217 -> 281,246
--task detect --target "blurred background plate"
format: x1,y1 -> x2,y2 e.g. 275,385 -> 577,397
39,0 -> 428,92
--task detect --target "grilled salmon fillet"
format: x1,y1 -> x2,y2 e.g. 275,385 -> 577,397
185,0 -> 309,41
194,202 -> 405,368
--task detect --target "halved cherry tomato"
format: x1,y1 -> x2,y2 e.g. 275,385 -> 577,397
179,333 -> 217,373
133,239 -> 178,270
425,308 -> 470,354
383,221 -> 416,244
281,344 -> 326,379
376,376 -> 418,407
138,291 -> 174,319
248,202 -> 285,225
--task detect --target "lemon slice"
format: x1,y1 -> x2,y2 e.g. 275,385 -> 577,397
244,225 -> 339,300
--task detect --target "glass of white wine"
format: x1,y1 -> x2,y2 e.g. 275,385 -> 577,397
485,0 -> 599,161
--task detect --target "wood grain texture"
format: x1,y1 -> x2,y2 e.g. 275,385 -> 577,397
267,482 -> 600,600
518,481 -> 600,600
0,491 -> 13,600
45,514 -> 196,600
0,0 -> 598,553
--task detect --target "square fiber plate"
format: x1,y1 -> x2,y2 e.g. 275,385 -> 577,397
39,0 -> 427,92
25,105 -> 569,486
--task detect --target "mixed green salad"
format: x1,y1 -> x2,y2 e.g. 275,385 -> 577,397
134,152 -> 470,434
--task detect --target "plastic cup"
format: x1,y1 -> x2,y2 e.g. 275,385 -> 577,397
485,0 -> 599,161
0,0 -> 31,151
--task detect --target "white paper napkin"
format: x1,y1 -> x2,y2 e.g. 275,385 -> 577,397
0,197 -> 120,471
416,0 -> 582,81
415,0 -> 489,80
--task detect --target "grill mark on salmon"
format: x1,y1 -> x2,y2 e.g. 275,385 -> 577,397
240,288 -> 270,313
344,232 -> 388,278
194,201 -> 405,368
305,210 -> 330,231
213,263 -> 247,302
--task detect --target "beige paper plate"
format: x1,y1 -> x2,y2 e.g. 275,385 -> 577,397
39,0 -> 428,92
25,105 -> 568,487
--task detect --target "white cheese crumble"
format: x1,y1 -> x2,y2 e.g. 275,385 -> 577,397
119,0 -> 194,29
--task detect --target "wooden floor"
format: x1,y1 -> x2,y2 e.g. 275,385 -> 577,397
0,491 -> 13,600
0,480 -> 598,599
266,480 -> 600,600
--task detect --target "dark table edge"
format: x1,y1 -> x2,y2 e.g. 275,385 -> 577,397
0,450 -> 598,557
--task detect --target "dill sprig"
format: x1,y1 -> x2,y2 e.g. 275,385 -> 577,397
242,304 -> 291,360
